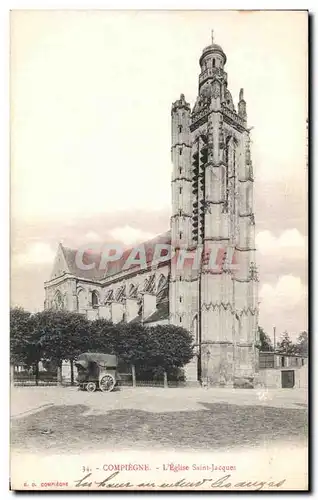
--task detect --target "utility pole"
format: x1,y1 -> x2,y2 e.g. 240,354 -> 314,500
273,326 -> 276,352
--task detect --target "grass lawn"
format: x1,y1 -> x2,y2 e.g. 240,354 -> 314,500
11,401 -> 307,453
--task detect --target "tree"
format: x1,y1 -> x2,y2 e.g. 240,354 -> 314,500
89,318 -> 117,354
113,323 -> 152,387
61,312 -> 92,384
10,309 -> 195,388
34,309 -> 91,385
295,331 -> 308,356
89,321 -> 153,386
257,326 -> 273,351
146,325 -> 194,387
276,331 -> 296,355
10,307 -> 41,384
10,307 -> 33,365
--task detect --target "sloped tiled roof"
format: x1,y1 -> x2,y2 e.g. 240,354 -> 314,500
144,300 -> 169,324
53,230 -> 171,282
61,245 -> 105,280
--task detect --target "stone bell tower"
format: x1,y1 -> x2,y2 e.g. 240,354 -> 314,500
170,34 -> 259,386
170,94 -> 200,382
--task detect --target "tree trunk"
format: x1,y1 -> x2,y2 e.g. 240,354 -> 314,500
35,362 -> 39,386
70,360 -> 74,386
131,364 -> 136,388
57,362 -> 62,386
163,371 -> 168,389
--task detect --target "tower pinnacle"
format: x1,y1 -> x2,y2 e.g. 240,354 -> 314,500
211,29 -> 214,44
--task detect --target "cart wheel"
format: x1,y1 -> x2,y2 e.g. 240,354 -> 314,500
100,374 -> 115,393
86,382 -> 97,392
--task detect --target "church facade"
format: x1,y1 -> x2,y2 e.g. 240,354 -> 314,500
45,38 -> 260,386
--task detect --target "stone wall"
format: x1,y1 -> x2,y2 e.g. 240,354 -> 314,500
295,366 -> 308,389
257,368 -> 281,388
258,366 -> 308,389
45,265 -> 170,324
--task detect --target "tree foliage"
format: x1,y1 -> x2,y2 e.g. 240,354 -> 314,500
257,326 -> 273,351
10,308 -> 195,381
146,325 -> 194,377
11,306 -> 307,385
113,323 -> 153,368
34,309 -> 91,364
82,318 -> 115,354
259,329 -> 308,357
276,331 -> 296,355
10,307 -> 38,365
295,331 -> 308,356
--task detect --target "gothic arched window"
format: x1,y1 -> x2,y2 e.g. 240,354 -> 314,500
115,285 -> 126,303
144,274 -> 156,293
77,289 -> 86,313
192,314 -> 199,344
212,58 -> 216,68
92,291 -> 99,308
53,291 -> 64,310
128,283 -> 138,298
157,275 -> 166,291
156,274 -> 168,306
104,289 -> 114,304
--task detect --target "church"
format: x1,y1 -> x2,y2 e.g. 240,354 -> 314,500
44,36 -> 260,386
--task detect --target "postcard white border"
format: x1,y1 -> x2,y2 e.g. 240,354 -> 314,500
3,2 -> 314,498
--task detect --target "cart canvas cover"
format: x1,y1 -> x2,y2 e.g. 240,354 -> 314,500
75,352 -> 118,369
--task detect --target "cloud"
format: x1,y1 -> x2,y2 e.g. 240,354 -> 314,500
256,229 -> 306,258
259,275 -> 308,340
84,231 -> 102,242
12,242 -> 56,267
108,226 -> 156,246
259,275 -> 307,309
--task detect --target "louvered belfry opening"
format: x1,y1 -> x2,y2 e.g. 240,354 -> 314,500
199,135 -> 208,243
192,140 -> 199,244
192,134 -> 208,245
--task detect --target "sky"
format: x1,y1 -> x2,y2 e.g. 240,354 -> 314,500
10,10 -> 308,342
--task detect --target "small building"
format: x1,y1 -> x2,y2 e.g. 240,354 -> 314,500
258,351 -> 308,388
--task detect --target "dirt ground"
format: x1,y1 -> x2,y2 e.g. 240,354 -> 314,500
11,385 -> 308,417
11,386 -> 308,454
